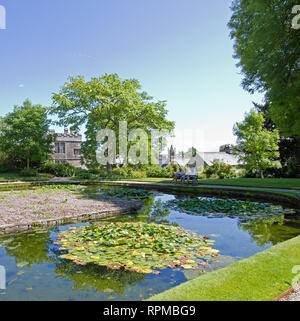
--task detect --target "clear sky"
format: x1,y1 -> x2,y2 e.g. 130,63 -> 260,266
0,0 -> 263,152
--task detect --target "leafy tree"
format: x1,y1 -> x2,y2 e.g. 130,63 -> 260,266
50,74 -> 174,171
233,109 -> 281,178
228,0 -> 300,137
254,102 -> 300,177
219,144 -> 234,154
0,100 -> 55,169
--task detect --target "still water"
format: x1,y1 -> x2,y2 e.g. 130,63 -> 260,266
0,188 -> 299,301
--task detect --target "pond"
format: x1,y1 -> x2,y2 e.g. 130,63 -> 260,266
0,186 -> 299,301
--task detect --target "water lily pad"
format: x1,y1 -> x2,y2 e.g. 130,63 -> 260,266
55,222 -> 218,274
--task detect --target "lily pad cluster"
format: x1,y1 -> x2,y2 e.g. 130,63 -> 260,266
167,197 -> 295,219
55,222 -> 219,274
101,188 -> 154,200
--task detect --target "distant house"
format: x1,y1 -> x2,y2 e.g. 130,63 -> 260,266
50,129 -> 83,168
159,145 -> 240,171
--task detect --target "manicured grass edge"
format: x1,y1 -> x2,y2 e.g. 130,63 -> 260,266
147,235 -> 300,301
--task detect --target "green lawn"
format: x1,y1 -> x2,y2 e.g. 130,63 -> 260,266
127,177 -> 300,190
0,172 -> 53,182
148,235 -> 300,301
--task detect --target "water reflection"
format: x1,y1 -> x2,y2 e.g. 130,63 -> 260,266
0,189 -> 299,301
2,231 -> 52,267
238,215 -> 300,247
54,261 -> 146,295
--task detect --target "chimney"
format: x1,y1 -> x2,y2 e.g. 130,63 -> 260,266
64,128 -> 68,135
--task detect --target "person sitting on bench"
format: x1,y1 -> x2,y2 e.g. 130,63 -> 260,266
180,167 -> 191,184
172,168 -> 185,184
187,167 -> 198,185
181,167 -> 198,185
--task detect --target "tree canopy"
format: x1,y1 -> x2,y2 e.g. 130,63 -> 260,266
0,100 -> 55,169
228,0 -> 300,137
50,74 -> 175,169
233,109 -> 281,178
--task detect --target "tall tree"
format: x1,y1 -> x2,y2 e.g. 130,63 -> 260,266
0,100 -> 55,169
254,102 -> 300,177
233,109 -> 281,178
228,0 -> 300,137
50,74 -> 175,170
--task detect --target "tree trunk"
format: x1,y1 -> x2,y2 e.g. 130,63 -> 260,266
106,162 -> 112,173
260,169 -> 264,179
27,158 -> 30,169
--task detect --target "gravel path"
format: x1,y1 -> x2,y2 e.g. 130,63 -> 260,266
280,288 -> 300,301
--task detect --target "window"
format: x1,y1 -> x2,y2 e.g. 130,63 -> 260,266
55,143 -> 60,154
60,143 -> 65,154
74,149 -> 81,156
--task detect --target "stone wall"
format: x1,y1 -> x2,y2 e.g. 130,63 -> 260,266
51,129 -> 83,168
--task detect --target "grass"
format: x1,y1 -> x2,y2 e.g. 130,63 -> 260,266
147,235 -> 300,301
125,177 -> 300,190
0,172 -> 53,182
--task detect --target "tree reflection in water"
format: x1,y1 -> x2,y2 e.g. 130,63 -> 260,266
238,215 -> 300,247
54,260 -> 146,295
2,230 -> 52,267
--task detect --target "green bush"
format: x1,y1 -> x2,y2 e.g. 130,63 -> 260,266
41,162 -> 77,177
76,172 -> 95,180
111,167 -> 146,179
146,165 -> 170,178
165,164 -> 180,177
112,168 -> 128,177
131,171 -> 147,178
19,168 -> 38,177
203,160 -> 236,179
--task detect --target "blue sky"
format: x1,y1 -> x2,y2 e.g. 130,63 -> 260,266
0,0 -> 263,152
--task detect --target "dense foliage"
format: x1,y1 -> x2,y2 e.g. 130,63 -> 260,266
254,103 -> 300,178
0,100 -> 55,170
233,109 -> 281,178
228,0 -> 300,137
50,74 -> 174,170
40,162 -> 77,177
203,160 -> 236,179
55,222 -> 219,274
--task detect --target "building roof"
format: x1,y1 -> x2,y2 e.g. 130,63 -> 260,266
160,151 -> 240,168
202,152 -> 240,166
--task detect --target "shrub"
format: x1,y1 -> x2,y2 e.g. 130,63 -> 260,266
76,172 -> 95,180
146,165 -> 170,178
19,168 -> 38,177
165,164 -> 180,177
112,168 -> 128,177
41,162 -> 77,177
203,160 -> 236,179
131,171 -> 147,178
